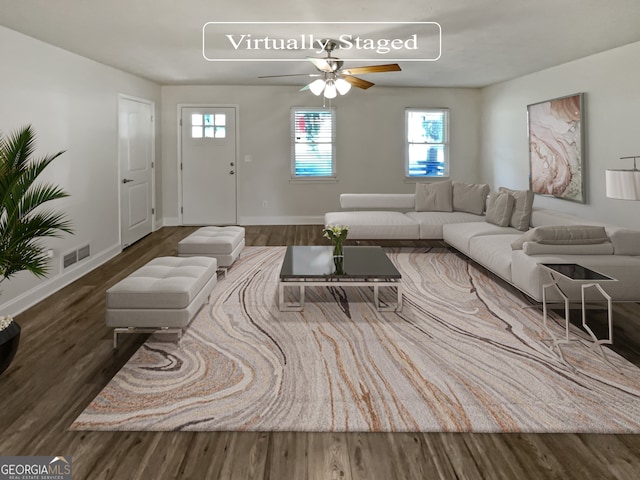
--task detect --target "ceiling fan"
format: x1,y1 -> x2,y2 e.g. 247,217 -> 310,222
258,39 -> 401,98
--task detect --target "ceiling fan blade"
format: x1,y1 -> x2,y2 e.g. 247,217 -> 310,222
307,57 -> 334,72
258,73 -> 320,79
341,64 -> 401,75
343,75 -> 375,90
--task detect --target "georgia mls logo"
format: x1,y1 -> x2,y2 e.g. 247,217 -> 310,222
0,456 -> 72,480
202,21 -> 442,62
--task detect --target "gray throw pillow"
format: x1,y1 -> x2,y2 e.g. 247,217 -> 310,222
499,187 -> 534,231
453,181 -> 490,215
511,225 -> 610,250
485,191 -> 515,227
415,180 -> 453,212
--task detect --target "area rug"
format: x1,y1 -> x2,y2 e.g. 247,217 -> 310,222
71,246 -> 640,433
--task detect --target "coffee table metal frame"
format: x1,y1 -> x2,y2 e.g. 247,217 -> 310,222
539,263 -> 617,364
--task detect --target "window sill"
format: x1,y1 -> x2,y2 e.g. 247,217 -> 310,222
290,177 -> 339,184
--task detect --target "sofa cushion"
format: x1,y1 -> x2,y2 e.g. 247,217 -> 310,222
406,211 -> 486,240
522,241 -> 614,256
415,180 -> 453,212
499,187 -> 534,231
468,234 -> 517,282
607,227 -> 640,256
453,182 -> 490,215
324,211 -> 419,239
443,222 -> 521,255
511,225 -> 609,250
485,191 -> 515,227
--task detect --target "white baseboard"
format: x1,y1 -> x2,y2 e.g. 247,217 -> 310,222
238,215 -> 324,225
1,243 -> 122,317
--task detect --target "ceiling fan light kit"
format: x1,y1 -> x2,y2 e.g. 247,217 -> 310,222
259,38 -> 401,100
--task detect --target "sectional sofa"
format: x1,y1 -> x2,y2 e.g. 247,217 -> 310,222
324,185 -> 640,303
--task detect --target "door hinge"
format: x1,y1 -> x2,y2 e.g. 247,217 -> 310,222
180,163 -> 183,170
181,207 -> 184,214
151,162 -> 154,168
180,119 -> 183,126
150,115 -> 153,122
152,208 -> 155,215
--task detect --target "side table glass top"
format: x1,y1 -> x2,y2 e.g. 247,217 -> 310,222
539,263 -> 616,282
280,246 -> 401,280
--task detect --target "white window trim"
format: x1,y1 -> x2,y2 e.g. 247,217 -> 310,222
404,107 -> 450,179
290,107 -> 337,182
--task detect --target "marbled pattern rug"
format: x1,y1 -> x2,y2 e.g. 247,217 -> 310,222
71,247 -> 640,432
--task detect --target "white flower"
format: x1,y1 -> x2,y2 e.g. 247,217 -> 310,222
0,315 -> 14,332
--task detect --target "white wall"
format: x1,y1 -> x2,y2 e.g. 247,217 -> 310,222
481,40 -> 640,229
0,26 -> 161,315
161,85 -> 481,225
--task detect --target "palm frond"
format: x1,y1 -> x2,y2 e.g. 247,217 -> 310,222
0,125 -> 73,283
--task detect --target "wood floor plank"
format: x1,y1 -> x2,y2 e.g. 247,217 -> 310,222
176,432 -> 234,480
385,432 -> 436,480
422,433 -> 485,480
265,432 -> 309,480
218,432 -> 270,480
0,225 -> 639,480
347,432 -> 397,480
308,433 -> 352,480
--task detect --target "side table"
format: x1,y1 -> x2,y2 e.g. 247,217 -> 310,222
538,263 -> 617,364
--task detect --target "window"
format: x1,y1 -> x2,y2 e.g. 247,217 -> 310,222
291,107 -> 336,179
191,113 -> 226,138
405,108 -> 449,178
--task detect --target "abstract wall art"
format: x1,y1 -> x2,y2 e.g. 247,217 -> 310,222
528,93 -> 585,203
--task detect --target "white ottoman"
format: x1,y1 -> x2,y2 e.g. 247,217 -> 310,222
178,226 -> 245,270
106,256 -> 218,347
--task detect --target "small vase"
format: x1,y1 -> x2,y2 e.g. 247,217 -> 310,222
333,242 -> 343,258
0,320 -> 20,376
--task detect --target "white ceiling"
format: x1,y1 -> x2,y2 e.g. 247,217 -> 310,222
1,0 -> 640,88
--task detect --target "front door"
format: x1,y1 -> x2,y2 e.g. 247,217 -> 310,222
119,95 -> 154,248
180,106 -> 237,225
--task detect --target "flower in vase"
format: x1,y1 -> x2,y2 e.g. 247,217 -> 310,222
323,225 -> 349,257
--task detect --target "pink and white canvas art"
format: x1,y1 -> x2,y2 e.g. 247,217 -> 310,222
528,93 -> 585,203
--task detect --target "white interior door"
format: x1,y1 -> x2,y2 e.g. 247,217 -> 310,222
181,106 -> 237,225
119,96 -> 154,248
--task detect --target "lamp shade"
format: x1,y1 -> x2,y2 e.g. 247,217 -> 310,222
605,169 -> 640,200
308,79 -> 326,96
335,78 -> 352,95
323,80 -> 337,99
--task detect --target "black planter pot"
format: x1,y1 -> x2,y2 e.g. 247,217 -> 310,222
0,320 -> 20,376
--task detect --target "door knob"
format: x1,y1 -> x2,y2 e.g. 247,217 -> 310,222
122,178 -> 134,184
229,170 -> 235,175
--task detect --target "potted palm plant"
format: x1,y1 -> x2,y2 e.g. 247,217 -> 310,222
0,125 -> 73,375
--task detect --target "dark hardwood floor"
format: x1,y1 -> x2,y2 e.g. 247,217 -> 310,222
2,225 -> 640,479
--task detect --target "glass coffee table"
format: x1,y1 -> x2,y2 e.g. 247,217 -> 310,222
278,246 -> 403,312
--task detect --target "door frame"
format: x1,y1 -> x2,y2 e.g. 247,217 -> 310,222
177,104 -> 240,225
118,93 -> 156,247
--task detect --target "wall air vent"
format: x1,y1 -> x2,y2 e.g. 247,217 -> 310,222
63,251 -> 78,269
62,243 -> 91,269
77,244 -> 90,261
